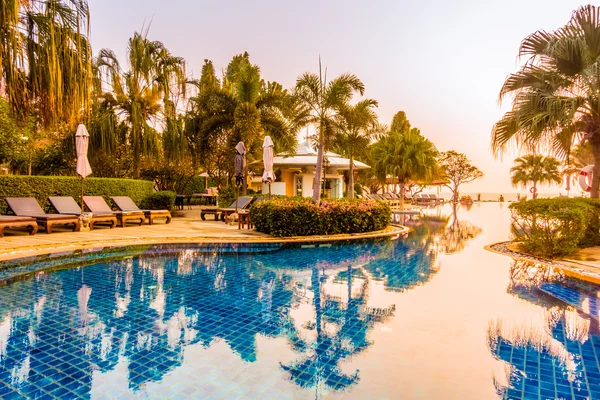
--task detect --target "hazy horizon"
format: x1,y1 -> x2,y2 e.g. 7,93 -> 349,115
88,0 -> 588,193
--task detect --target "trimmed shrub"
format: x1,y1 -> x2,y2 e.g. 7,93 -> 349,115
250,198 -> 391,237
140,191 -> 176,211
509,198 -> 599,258
0,175 -> 154,214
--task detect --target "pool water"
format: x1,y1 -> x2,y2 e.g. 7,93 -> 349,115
0,203 -> 599,399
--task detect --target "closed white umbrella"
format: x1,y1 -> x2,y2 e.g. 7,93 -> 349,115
77,284 -> 92,327
262,136 -> 274,199
75,124 -> 92,214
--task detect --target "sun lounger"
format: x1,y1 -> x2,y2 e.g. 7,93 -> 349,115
48,196 -> 117,230
218,196 -> 255,222
83,196 -> 144,227
382,193 -> 400,207
0,215 -> 38,237
427,194 -> 444,204
5,197 -> 80,234
111,196 -> 172,225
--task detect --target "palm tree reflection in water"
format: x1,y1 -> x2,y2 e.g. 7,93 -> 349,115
0,209 -> 481,397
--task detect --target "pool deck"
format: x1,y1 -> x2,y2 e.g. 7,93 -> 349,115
487,242 -> 600,285
0,209 -> 408,262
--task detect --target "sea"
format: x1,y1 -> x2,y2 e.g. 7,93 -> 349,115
427,192 -> 583,202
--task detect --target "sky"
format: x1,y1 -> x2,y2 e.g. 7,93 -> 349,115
88,0 -> 588,194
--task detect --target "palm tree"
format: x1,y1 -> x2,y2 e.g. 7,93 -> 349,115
333,99 -> 379,198
187,53 -> 305,193
1,1 -> 92,128
492,5 -> 600,198
295,61 -> 365,202
372,128 -> 438,209
510,155 -> 562,198
94,32 -> 186,178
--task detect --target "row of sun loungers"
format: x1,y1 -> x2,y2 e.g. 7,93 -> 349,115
0,196 -> 171,237
359,193 -> 444,207
413,194 -> 445,204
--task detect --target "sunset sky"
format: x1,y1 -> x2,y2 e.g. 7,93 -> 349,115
89,0 -> 587,194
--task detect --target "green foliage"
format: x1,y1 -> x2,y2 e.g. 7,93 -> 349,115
140,191 -> 176,211
217,186 -> 236,207
510,155 -> 562,199
492,5 -> 600,197
295,62 -> 365,202
372,121 -> 438,202
509,198 -> 600,258
182,176 -> 206,196
250,198 -> 391,237
438,150 -> 483,202
0,176 -> 154,214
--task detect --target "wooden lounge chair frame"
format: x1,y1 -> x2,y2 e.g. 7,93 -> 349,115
0,216 -> 38,237
218,196 -> 255,222
111,196 -> 172,225
48,196 -> 117,230
5,198 -> 80,234
83,196 -> 144,227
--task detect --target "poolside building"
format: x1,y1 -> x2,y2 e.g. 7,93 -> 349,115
249,141 -> 370,198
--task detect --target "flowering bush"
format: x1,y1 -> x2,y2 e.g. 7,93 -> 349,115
250,198 -> 391,237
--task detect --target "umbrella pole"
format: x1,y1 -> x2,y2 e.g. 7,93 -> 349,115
81,176 -> 84,214
235,184 -> 239,213
268,183 -> 271,200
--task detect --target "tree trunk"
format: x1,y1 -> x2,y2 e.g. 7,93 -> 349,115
348,153 -> 354,199
592,139 -> 600,198
313,134 -> 325,203
399,181 -> 405,210
533,182 -> 538,199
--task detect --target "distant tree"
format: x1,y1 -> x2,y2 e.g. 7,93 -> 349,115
389,111 -> 411,135
334,99 -> 379,198
372,128 -> 438,209
510,155 -> 562,198
438,151 -> 484,203
492,5 -> 600,198
295,60 -> 365,202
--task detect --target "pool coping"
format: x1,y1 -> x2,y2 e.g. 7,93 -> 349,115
484,241 -> 600,285
0,225 -> 410,263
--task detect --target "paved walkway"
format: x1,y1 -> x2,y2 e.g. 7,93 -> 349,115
0,209 -> 405,262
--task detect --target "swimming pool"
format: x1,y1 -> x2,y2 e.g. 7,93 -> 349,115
0,203 -> 598,399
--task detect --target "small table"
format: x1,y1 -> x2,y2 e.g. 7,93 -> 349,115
238,211 -> 252,230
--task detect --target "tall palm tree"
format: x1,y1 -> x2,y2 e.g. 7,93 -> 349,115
492,5 -> 600,198
510,155 -> 562,198
372,128 -> 438,209
94,32 -> 186,178
189,53 -> 304,193
334,99 -> 379,198
0,0 -> 92,128
295,61 -> 365,202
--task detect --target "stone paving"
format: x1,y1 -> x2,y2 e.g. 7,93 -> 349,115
487,241 -> 600,285
0,208 -> 405,262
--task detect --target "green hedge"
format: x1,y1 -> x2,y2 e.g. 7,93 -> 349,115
250,198 -> 391,237
140,191 -> 176,211
509,198 -> 600,258
0,175 -> 154,214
